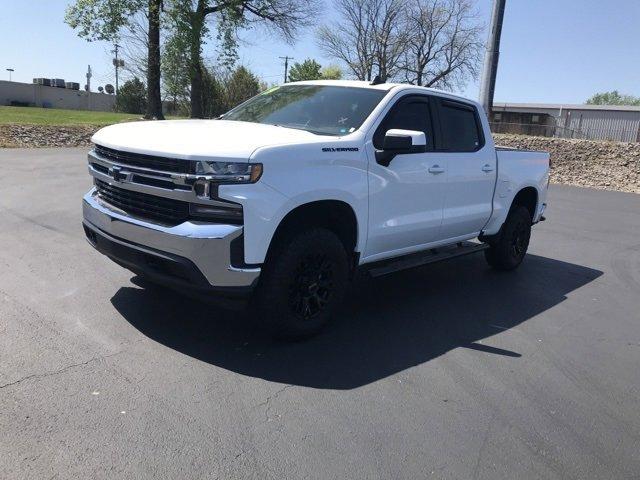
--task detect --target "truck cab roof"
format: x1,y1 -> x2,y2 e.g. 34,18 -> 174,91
289,79 -> 482,109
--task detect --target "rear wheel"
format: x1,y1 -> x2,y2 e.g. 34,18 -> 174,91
484,206 -> 532,271
255,228 -> 350,338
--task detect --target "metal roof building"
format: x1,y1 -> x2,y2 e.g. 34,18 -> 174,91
491,102 -> 640,142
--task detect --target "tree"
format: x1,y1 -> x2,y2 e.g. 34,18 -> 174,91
115,77 -> 147,113
401,0 -> 482,88
202,68 -> 228,117
146,0 -> 164,119
162,31 -> 192,115
321,64 -> 343,80
317,0 -> 482,88
65,0 -> 165,119
288,58 -> 323,82
225,66 -> 260,107
586,91 -> 640,106
167,0 -> 318,118
317,0 -> 407,81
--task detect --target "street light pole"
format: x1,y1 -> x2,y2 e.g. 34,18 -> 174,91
479,0 -> 506,117
6,68 -> 14,81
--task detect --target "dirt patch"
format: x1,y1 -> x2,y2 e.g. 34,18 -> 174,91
494,134 -> 640,194
0,124 -> 97,148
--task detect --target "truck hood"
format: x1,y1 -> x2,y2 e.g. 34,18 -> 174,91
91,119 -> 322,161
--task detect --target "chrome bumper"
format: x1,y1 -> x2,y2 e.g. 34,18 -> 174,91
82,188 -> 260,288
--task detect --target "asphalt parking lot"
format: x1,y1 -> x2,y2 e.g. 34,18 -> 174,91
1,147 -> 639,479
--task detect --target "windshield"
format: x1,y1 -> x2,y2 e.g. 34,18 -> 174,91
222,85 -> 388,136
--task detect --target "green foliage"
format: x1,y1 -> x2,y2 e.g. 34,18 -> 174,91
202,69 -> 228,118
226,66 -> 261,108
321,64 -> 343,80
586,91 -> 640,106
115,77 -> 147,114
287,59 -> 343,82
199,65 -> 261,117
288,58 -> 323,82
65,0 -> 144,41
162,32 -> 192,115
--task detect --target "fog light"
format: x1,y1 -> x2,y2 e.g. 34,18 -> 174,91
189,202 -> 243,224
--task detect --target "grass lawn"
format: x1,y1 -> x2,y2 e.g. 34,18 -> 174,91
0,105 -> 150,126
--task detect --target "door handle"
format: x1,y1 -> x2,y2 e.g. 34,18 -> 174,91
482,164 -> 494,172
428,165 -> 445,174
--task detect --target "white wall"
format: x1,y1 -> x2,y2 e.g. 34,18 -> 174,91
0,80 -> 116,112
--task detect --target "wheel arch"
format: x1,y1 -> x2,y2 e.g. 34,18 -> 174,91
265,200 -> 360,265
511,186 -> 539,221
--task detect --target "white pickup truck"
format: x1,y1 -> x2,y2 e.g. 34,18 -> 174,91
83,80 -> 549,337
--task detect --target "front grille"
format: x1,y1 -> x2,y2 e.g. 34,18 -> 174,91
95,179 -> 189,226
94,144 -> 193,174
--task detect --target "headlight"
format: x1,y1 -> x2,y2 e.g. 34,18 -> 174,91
194,160 -> 262,183
193,161 -> 262,200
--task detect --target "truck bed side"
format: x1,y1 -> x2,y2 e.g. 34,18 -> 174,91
482,147 -> 550,235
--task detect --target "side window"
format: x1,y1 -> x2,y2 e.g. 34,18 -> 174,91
374,97 -> 434,150
439,101 -> 482,152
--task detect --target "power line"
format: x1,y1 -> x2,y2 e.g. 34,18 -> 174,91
278,56 -> 294,83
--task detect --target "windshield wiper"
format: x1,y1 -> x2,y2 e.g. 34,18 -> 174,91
271,124 -> 334,136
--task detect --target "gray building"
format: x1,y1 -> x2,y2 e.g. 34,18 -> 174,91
491,102 -> 640,142
0,80 -> 116,112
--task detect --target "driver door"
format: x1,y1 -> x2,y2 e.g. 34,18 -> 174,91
363,95 -> 447,261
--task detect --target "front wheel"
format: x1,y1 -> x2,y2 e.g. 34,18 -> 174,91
255,228 -> 350,339
484,206 -> 532,271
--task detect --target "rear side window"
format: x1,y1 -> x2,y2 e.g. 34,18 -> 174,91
439,101 -> 482,152
374,97 -> 434,150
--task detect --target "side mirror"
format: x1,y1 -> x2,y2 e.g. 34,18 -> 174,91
376,129 -> 427,166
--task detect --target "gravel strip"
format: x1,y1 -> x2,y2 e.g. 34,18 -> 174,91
495,133 -> 640,194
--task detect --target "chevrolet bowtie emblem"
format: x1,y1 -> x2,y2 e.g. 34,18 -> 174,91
108,165 -> 129,183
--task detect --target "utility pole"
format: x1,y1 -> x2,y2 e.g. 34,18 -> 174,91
112,43 -> 124,94
279,56 -> 294,83
6,68 -> 14,81
479,0 -> 506,117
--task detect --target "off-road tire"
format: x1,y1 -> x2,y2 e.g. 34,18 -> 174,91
255,228 -> 350,339
484,206 -> 532,271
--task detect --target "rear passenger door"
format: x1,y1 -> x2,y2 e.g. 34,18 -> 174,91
436,99 -> 496,239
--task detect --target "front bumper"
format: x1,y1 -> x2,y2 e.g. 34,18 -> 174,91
82,188 -> 260,290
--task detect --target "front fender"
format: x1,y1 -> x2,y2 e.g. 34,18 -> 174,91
219,172 -> 368,265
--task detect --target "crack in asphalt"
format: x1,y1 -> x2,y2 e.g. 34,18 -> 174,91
0,350 -> 123,391
254,384 -> 295,422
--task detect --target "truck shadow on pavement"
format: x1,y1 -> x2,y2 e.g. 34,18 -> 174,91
111,253 -> 602,390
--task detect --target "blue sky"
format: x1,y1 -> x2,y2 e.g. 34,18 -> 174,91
1,0 -> 639,104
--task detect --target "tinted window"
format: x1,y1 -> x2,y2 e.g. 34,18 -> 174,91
223,85 -> 387,136
440,103 -> 481,152
374,98 -> 434,150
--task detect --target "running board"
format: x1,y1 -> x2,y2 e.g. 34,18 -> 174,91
366,241 -> 489,278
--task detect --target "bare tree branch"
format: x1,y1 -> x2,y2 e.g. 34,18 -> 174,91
317,0 -> 407,81
401,0 -> 483,89
317,0 -> 482,89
